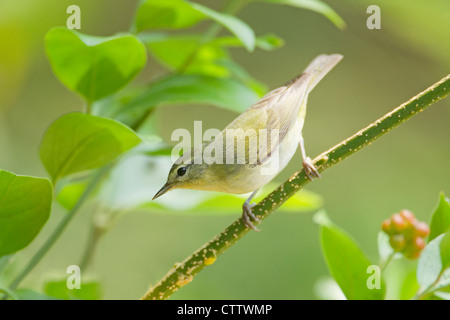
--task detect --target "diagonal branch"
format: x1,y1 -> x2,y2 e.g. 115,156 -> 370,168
141,74 -> 450,300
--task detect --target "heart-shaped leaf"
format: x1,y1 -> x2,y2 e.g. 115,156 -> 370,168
45,27 -> 146,102
134,0 -> 256,51
40,112 -> 141,182
142,34 -> 229,76
97,74 -> 260,128
0,170 -> 53,257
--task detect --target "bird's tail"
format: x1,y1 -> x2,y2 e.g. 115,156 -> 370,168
287,54 -> 343,94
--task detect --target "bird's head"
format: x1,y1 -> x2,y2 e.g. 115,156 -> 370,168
152,150 -> 209,200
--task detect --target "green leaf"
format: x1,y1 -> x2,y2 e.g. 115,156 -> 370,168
188,184 -> 322,214
111,74 -> 260,126
97,151 -> 172,210
314,210 -> 385,300
0,170 -> 52,257
429,193 -> 450,241
44,279 -> 102,300
259,0 -> 346,30
399,270 -> 420,300
144,34 -> 199,70
39,112 -> 141,182
216,58 -> 267,97
135,1 -> 256,51
377,231 -> 394,263
15,289 -> 57,300
143,34 -> 230,76
135,0 -> 205,32
45,27 -> 146,101
440,231 -> 450,269
417,234 -> 450,290
189,2 -> 255,51
56,177 -> 91,210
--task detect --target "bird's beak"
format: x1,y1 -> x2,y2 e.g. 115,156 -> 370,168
152,183 -> 172,200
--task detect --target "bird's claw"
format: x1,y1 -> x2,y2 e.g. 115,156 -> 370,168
242,202 -> 260,232
303,157 -> 321,181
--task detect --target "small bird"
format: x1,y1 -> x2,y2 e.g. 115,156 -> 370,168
153,54 -> 343,231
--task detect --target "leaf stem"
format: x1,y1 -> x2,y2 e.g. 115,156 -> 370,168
79,207 -> 121,271
79,213 -> 104,271
141,74 -> 450,300
413,268 -> 446,300
380,253 -> 395,272
7,165 -> 111,291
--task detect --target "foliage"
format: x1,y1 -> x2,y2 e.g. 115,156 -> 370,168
315,194 -> 450,300
0,171 -> 52,257
1,0 -> 448,301
0,0 -> 344,299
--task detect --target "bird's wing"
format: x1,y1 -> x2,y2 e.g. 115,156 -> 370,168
220,54 -> 343,165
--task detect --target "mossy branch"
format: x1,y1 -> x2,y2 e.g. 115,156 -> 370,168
141,74 -> 450,300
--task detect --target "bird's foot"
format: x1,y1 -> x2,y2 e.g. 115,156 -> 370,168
303,157 -> 321,181
242,202 -> 260,232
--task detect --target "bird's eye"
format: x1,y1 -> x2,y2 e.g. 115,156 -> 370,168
177,167 -> 187,176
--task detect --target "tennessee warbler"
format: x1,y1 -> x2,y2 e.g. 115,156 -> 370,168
154,54 -> 343,231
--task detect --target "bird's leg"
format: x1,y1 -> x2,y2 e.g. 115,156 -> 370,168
299,134 -> 320,180
242,189 -> 260,232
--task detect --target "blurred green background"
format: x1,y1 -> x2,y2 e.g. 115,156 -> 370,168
0,0 -> 449,299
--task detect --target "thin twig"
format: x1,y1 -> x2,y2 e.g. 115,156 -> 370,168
141,74 -> 450,300
381,253 -> 395,273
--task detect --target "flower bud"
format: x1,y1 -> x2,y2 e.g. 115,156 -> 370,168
414,221 -> 430,238
389,234 -> 406,252
412,236 -> 426,251
381,219 -> 392,234
403,249 -> 421,260
391,213 -> 407,232
381,209 -> 429,260
399,209 -> 415,224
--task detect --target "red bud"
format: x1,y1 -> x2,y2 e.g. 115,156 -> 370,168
414,221 -> 430,238
391,213 -> 407,232
399,209 -> 416,223
389,234 -> 406,252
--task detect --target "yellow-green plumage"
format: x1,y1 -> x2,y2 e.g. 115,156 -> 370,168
154,54 -> 343,229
